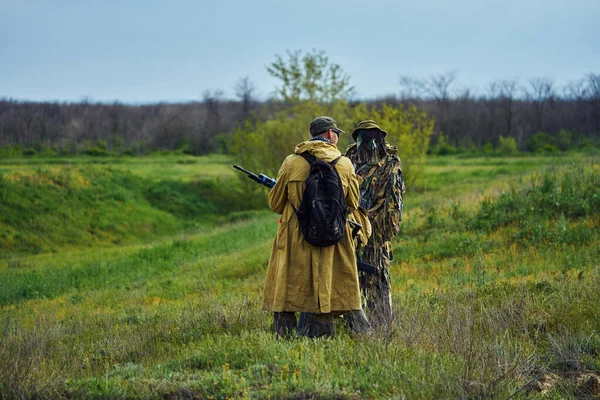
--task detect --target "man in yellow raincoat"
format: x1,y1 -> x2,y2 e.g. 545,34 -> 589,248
263,116 -> 371,338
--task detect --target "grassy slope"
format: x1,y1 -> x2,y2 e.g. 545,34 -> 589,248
1,153 -> 599,399
0,154 -> 253,257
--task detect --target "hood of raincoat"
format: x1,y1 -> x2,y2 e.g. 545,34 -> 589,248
294,139 -> 342,162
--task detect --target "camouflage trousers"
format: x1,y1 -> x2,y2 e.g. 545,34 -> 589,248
356,242 -> 393,329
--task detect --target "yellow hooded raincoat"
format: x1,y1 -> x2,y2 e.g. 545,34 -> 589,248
263,139 -> 370,313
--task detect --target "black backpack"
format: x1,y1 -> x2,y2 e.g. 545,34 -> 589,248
293,152 -> 348,247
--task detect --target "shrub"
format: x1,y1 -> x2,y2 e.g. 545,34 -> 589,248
481,143 -> 494,155
125,141 -> 150,156
577,136 -> 599,152
58,140 -> 78,156
85,147 -> 109,157
40,144 -> 57,157
468,164 -> 600,243
555,130 -> 574,151
526,132 -> 559,154
0,145 -> 22,158
230,101 -> 434,191
430,134 -> 458,155
112,134 -> 126,155
497,136 -> 519,155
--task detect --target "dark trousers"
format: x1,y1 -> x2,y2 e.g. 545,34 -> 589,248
273,312 -> 335,339
273,312 -> 297,338
275,310 -> 371,338
297,312 -> 335,338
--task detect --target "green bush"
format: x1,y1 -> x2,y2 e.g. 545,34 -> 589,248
555,130 -> 574,151
83,140 -> 110,156
429,134 -> 459,155
577,136 -> 599,152
125,141 -> 150,156
468,164 -> 600,245
84,147 -> 109,156
497,136 -> 519,155
526,132 -> 559,154
58,140 -> 78,156
0,145 -> 22,158
112,134 -> 126,155
22,147 -> 37,156
230,101 -> 434,190
481,143 -> 494,155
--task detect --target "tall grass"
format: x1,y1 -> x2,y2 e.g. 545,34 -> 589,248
1,154 -> 599,399
2,278 -> 598,398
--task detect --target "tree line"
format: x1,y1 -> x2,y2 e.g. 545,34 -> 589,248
396,72 -> 600,153
1,63 -> 598,157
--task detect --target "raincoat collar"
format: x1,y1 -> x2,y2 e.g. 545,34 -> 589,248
294,139 -> 341,163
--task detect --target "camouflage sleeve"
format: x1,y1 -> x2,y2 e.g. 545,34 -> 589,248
371,157 -> 404,242
385,159 -> 404,238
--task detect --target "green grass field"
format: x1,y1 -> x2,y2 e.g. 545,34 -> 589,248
1,152 -> 599,399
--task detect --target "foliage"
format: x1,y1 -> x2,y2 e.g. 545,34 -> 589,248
428,133 -> 459,155
230,101 -> 434,191
112,134 -> 126,155
0,145 -> 22,158
267,49 -> 353,103
22,147 -> 37,156
468,163 -> 600,236
497,135 -> 519,155
555,129 -> 575,151
526,132 -> 559,154
3,70 -> 600,162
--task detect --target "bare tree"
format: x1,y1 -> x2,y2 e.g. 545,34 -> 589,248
398,75 -> 426,103
234,76 -> 256,121
199,89 -> 224,153
563,78 -> 589,133
485,81 -> 503,143
587,73 -> 600,134
2,71 -> 599,156
426,71 -> 457,137
526,77 -> 554,133
450,88 -> 480,146
499,79 -> 518,139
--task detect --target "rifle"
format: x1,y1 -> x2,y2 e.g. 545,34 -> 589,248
233,164 -> 375,274
233,164 -> 276,189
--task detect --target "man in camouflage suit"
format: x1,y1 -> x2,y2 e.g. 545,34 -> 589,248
344,120 -> 404,330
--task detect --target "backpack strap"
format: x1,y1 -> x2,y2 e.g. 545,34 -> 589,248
300,152 -> 341,167
300,152 -> 317,165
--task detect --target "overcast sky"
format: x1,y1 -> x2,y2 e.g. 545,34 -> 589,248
2,0 -> 599,103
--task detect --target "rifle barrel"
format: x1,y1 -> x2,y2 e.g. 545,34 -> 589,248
233,164 -> 253,175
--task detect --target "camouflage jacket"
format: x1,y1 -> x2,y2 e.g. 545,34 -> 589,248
345,143 -> 405,244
